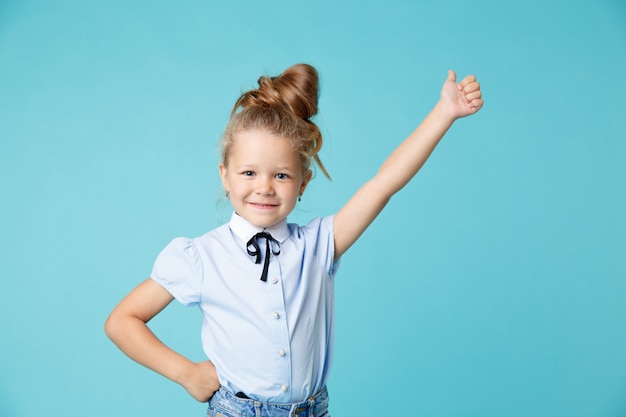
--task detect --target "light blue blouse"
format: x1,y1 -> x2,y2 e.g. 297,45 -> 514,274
151,212 -> 340,403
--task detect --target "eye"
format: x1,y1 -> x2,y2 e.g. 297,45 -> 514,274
275,173 -> 289,180
242,171 -> 254,176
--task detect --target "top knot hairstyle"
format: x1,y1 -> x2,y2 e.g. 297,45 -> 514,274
221,63 -> 330,179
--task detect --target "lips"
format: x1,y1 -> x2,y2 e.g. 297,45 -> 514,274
249,202 -> 278,209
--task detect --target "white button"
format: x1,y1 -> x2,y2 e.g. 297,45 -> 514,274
281,384 -> 288,392
278,349 -> 286,356
271,277 -> 278,284
273,312 -> 280,319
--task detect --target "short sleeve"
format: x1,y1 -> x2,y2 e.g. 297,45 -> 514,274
150,237 -> 203,306
305,215 -> 341,278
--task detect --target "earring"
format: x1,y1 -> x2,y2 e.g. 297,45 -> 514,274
225,191 -> 230,198
298,195 -> 302,202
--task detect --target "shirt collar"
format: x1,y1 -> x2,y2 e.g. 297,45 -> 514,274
229,212 -> 290,244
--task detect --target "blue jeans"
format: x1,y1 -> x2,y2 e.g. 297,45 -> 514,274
207,386 -> 330,417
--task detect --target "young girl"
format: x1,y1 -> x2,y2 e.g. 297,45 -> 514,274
105,63 -> 483,417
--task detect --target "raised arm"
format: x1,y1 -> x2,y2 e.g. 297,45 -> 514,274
333,70 -> 483,259
104,279 -> 220,402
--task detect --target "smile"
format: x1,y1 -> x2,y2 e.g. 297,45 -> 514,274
249,202 -> 278,209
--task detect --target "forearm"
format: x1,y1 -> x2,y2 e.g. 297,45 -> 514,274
105,279 -> 219,402
333,71 -> 482,259
375,101 -> 455,197
334,102 -> 456,257
105,313 -> 195,385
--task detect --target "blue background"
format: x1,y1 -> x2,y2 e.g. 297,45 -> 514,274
1,0 -> 625,416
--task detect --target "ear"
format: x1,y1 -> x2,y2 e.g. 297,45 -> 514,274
219,163 -> 229,193
299,170 -> 312,196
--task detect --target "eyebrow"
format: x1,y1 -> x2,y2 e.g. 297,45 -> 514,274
274,165 -> 298,172
234,163 -> 297,171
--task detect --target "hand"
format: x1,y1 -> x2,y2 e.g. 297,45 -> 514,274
439,70 -> 483,119
179,360 -> 220,402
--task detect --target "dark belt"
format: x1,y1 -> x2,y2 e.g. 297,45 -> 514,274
235,391 -> 251,399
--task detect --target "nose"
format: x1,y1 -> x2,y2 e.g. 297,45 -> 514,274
255,176 -> 274,196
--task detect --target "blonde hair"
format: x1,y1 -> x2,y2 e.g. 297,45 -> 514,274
221,63 -> 330,179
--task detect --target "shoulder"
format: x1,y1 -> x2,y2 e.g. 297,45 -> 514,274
286,216 -> 336,255
288,215 -> 335,238
288,215 -> 339,276
158,223 -> 231,258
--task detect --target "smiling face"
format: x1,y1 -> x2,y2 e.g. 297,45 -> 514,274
220,129 -> 312,228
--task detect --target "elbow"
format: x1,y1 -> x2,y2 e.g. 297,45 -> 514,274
104,314 -> 114,340
104,311 -> 120,342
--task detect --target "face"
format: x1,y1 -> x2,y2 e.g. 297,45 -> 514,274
220,129 -> 312,228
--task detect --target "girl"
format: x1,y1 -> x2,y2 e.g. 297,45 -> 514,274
105,63 -> 483,416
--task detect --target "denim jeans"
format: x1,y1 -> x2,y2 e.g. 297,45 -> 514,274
207,386 -> 330,417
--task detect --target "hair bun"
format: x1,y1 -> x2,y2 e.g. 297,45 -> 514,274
234,64 -> 319,121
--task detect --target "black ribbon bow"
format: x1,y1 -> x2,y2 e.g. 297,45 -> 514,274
246,232 -> 281,282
